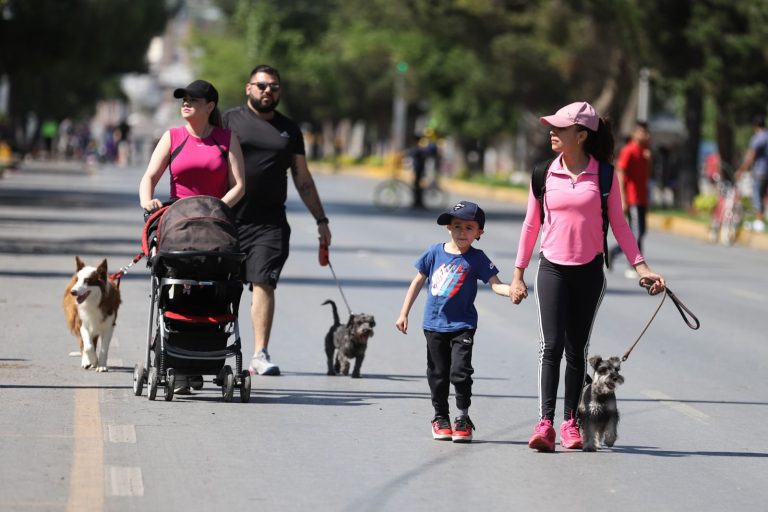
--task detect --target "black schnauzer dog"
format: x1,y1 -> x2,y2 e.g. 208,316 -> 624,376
323,300 -> 375,378
577,355 -> 625,451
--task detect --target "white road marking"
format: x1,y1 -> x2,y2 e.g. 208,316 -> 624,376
106,466 -> 144,497
643,389 -> 709,423
106,424 -> 136,444
729,288 -> 766,301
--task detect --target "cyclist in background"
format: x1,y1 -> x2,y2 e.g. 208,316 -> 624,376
735,114 -> 768,233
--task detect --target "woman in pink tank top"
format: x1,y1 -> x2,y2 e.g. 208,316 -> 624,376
139,80 -> 245,211
509,101 -> 666,453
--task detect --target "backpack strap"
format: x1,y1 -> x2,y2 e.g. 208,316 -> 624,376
532,158 -> 555,226
598,161 -> 615,269
168,134 -> 189,168
209,131 -> 229,161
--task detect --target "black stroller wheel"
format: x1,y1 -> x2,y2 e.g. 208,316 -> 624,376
132,363 -> 144,396
190,375 -> 204,390
147,367 -> 159,401
220,365 -> 234,402
240,370 -> 251,403
164,368 -> 175,401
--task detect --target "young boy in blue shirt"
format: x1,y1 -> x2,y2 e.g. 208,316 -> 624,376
396,201 -> 510,442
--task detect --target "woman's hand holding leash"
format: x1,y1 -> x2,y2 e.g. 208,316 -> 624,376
634,263 -> 666,295
638,274 -> 665,295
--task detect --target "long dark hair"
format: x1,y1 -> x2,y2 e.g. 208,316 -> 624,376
579,117 -> 614,163
209,107 -> 223,128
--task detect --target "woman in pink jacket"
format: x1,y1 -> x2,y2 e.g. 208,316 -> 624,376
510,102 -> 665,452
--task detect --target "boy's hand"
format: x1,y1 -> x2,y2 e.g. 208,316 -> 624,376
511,278 -> 528,304
395,315 -> 408,334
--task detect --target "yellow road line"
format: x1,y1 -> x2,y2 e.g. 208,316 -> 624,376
66,388 -> 103,512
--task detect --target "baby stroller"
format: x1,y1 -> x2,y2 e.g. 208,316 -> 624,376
132,196 -> 251,402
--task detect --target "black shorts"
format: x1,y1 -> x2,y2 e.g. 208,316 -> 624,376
237,221 -> 291,288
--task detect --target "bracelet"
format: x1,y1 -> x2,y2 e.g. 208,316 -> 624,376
316,216 -> 329,225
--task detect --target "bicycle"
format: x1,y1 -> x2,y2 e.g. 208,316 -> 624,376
709,171 -> 745,246
373,162 -> 449,211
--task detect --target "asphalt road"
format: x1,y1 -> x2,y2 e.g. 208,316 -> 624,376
0,160 -> 766,512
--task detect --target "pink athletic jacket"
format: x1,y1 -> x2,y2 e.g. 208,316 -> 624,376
169,126 -> 230,200
515,155 -> 644,268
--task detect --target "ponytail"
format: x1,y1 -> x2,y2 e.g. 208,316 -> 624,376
581,117 -> 614,163
209,107 -> 223,128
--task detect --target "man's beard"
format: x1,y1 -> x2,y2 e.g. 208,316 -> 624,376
248,95 -> 279,113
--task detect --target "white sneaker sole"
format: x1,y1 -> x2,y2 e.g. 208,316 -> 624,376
249,365 -> 280,376
451,434 -> 473,443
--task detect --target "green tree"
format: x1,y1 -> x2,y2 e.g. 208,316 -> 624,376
646,0 -> 768,206
0,0 -> 169,147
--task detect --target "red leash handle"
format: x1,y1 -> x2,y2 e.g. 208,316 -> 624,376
319,241 -> 329,266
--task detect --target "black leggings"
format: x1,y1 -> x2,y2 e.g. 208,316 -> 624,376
534,254 -> 605,422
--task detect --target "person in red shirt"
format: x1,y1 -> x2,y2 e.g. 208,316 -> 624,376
608,121 -> 651,276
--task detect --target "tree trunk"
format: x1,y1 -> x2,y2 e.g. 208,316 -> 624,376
677,85 -> 703,209
715,104 -> 734,177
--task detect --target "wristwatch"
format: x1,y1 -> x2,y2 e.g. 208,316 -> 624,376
316,216 -> 329,225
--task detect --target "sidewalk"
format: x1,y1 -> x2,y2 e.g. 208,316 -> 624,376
313,161 -> 768,252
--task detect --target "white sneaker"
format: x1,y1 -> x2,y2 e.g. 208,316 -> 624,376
753,219 -> 766,232
249,350 -> 281,376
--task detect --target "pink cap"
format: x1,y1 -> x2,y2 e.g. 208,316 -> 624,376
540,101 -> 599,131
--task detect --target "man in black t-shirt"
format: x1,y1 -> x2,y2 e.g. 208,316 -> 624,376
223,64 -> 332,376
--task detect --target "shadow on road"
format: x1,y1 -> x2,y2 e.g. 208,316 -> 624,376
611,445 -> 768,458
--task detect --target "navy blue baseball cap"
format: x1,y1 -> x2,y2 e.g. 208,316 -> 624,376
437,200 -> 485,229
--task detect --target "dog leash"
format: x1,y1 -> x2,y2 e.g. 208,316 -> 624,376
108,251 -> 145,288
621,281 -> 700,362
319,242 -> 353,316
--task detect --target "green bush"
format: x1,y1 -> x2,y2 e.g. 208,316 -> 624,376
693,194 -> 718,215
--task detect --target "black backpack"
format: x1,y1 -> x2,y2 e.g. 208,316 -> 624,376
531,158 -> 615,269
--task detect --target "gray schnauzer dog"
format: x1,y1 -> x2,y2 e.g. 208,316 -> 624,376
323,300 -> 375,378
577,355 -> 625,451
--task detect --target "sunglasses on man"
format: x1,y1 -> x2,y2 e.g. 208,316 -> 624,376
250,81 -> 281,92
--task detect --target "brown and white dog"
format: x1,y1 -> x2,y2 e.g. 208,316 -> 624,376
63,256 -> 121,371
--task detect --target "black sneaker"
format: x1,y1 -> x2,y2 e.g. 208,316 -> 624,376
452,415 -> 475,442
431,415 -> 452,440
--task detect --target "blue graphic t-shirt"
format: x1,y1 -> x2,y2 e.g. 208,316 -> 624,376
415,243 -> 499,332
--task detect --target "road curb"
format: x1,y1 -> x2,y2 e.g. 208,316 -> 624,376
313,162 -> 768,251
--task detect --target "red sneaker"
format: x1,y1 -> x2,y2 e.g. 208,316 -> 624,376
431,416 -> 452,440
451,415 -> 475,443
528,419 -> 556,452
560,417 -> 583,449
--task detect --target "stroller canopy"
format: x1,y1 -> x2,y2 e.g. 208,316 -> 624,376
156,196 -> 239,254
